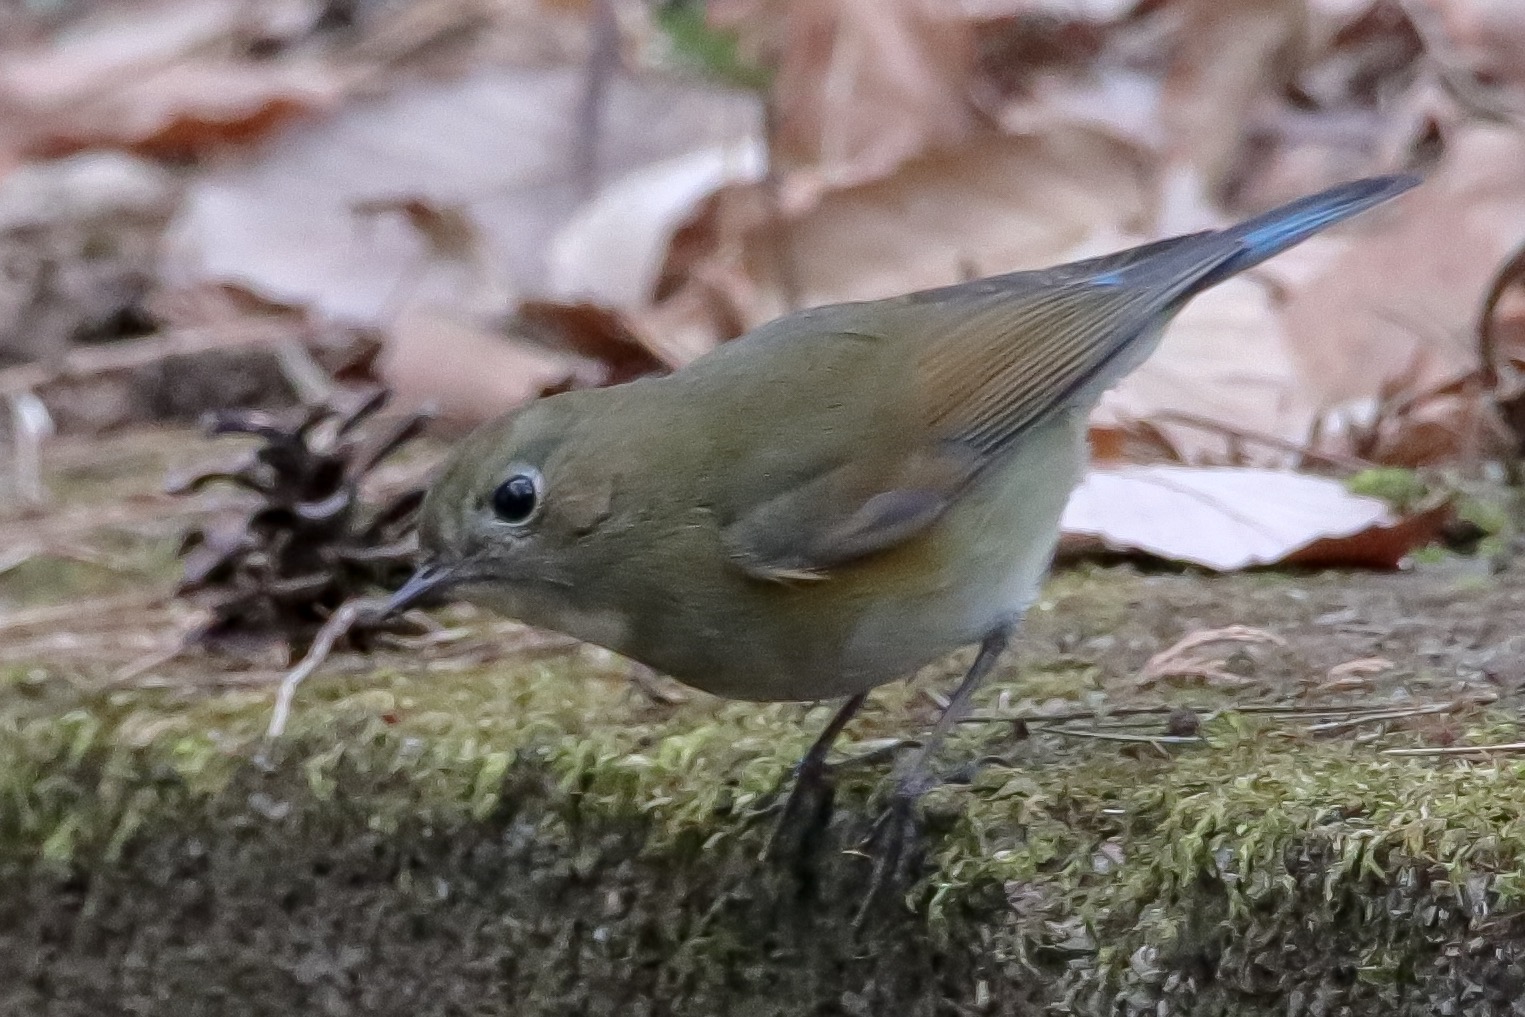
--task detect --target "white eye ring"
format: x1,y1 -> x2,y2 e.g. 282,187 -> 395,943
489,466 -> 542,526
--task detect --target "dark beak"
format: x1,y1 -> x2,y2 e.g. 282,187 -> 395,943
385,563 -> 459,616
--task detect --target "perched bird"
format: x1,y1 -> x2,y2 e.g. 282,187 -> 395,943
389,174 -> 1417,863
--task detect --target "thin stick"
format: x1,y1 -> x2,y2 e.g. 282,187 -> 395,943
1305,701 -> 1474,734
1147,409 -> 1374,471
109,641 -> 188,685
264,598 -> 384,740
1037,725 -> 1203,745
1382,742 -> 1525,757
0,591 -> 163,634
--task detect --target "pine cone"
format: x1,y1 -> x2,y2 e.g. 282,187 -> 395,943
172,389 -> 429,654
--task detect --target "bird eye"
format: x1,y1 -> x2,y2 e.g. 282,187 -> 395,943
490,470 -> 541,525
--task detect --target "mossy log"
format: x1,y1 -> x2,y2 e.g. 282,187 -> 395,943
5,609 -> 1525,1017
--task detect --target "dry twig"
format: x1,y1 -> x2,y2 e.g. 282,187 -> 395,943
264,597 -> 388,741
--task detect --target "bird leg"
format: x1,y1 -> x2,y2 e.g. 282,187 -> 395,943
760,692 -> 869,861
853,624 -> 1013,926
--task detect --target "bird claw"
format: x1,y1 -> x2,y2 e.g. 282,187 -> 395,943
757,753 -> 839,863
850,777 -> 929,929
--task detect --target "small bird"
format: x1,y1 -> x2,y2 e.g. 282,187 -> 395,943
389,174 -> 1417,863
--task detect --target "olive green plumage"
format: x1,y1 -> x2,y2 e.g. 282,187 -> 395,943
395,174 -> 1418,703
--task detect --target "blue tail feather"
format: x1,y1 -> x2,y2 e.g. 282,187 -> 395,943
1189,173 -> 1421,292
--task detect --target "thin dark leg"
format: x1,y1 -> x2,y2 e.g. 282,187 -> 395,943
854,623 -> 1013,926
761,692 -> 868,859
892,625 -> 1012,796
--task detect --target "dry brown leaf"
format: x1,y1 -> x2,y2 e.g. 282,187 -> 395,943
1286,498 -> 1453,568
1425,0 -> 1525,94
1094,275 -> 1317,463
1278,125 -> 1525,427
1136,625 -> 1289,689
656,126 -> 1152,331
1059,465 -> 1444,570
0,0 -> 351,159
381,306 -> 597,425
163,66 -> 761,323
547,140 -> 767,309
510,300 -> 670,382
1159,0 -> 1308,195
711,0 -> 977,186
1316,655 -> 1395,692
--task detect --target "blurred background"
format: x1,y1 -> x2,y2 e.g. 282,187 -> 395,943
2,0 -> 1524,589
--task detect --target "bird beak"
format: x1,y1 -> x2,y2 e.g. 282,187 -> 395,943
385,562 -> 458,616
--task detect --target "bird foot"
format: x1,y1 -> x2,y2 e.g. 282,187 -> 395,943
849,774 -> 934,929
757,751 -> 840,863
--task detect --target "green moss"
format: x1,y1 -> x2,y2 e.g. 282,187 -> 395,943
5,648 -> 1525,1013
656,0 -> 773,90
1347,468 -> 1430,510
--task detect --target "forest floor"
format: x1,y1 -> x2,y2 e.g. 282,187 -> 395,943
3,426 -> 1525,1016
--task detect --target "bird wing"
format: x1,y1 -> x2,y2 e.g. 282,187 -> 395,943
715,275 -> 1186,582
719,174 -> 1420,581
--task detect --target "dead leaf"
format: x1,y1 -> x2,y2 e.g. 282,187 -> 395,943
655,126 -> 1152,331
1059,465 -> 1445,570
1315,655 -> 1395,692
380,306 -> 597,425
711,0 -> 978,186
510,300 -> 669,381
1136,625 -> 1289,689
1159,0 -> 1308,194
1278,125 -> 1525,417
1286,497 -> 1453,568
0,0 -> 351,159
546,140 -> 767,308
1425,0 -> 1525,94
1094,275 -> 1317,464
163,66 -> 762,323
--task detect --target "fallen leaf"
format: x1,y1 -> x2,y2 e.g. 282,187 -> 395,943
0,0 -> 349,159
1094,274 -> 1317,463
510,300 -> 669,381
1059,465 -> 1446,570
1277,124 -> 1525,438
1316,656 -> 1395,692
380,306 -> 597,425
1286,497 -> 1454,568
163,66 -> 762,323
1136,625 -> 1288,689
656,126 -> 1152,330
1159,0 -> 1308,193
711,0 -> 977,186
1426,0 -> 1525,94
546,139 -> 767,308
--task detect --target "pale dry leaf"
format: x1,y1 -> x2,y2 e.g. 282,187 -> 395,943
380,306 -> 598,424
1059,465 -> 1438,570
0,0 -> 351,159
1318,655 -> 1395,691
623,285 -> 740,369
547,139 -> 767,308
1094,275 -> 1317,463
961,0 -> 1138,18
1159,0 -> 1308,193
1135,625 -> 1288,689
712,0 -> 977,186
1279,125 -> 1525,419
163,66 -> 762,323
1426,0 -> 1525,92
660,126 -> 1152,329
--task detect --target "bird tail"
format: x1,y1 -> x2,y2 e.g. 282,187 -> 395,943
1186,173 -> 1421,294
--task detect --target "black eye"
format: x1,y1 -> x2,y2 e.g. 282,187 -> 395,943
490,471 -> 540,525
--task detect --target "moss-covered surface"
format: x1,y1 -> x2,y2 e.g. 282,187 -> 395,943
5,427 -> 1525,1015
